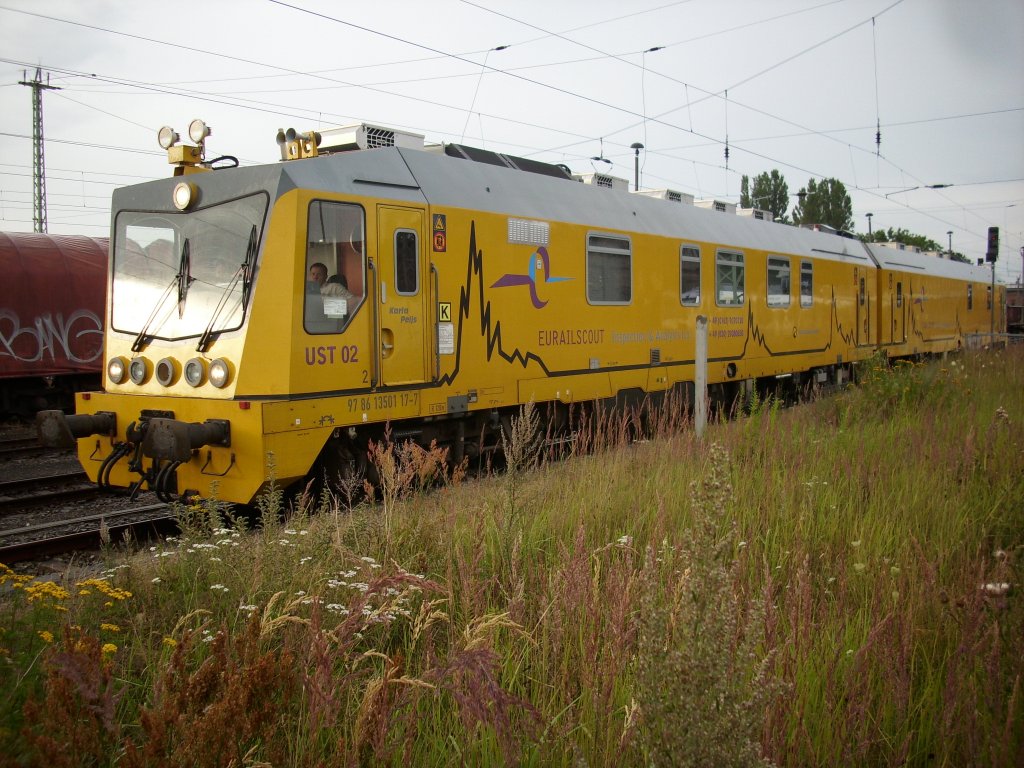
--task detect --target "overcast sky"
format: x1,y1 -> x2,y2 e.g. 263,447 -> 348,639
2,0 -> 1022,281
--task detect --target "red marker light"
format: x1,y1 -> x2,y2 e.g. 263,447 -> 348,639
238,401 -> 250,410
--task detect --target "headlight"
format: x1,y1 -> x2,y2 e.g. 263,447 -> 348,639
209,358 -> 232,389
129,357 -> 151,385
184,358 -> 207,388
155,357 -> 180,386
107,356 -> 128,385
188,118 -> 210,144
157,126 -> 179,149
173,182 -> 197,211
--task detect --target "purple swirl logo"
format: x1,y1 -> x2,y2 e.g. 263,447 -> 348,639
490,247 -> 571,309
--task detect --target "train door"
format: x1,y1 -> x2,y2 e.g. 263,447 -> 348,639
893,279 -> 905,343
373,206 -> 429,386
855,268 -> 870,346
856,268 -> 864,344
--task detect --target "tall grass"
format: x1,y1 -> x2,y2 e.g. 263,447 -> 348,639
1,347 -> 1021,766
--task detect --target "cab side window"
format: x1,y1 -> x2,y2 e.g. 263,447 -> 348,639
304,201 -> 365,334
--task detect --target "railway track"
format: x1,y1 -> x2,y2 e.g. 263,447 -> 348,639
0,433 -> 57,461
0,428 -> 178,563
0,468 -> 97,511
0,503 -> 176,563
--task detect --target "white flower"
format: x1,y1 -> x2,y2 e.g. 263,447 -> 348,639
299,556 -> 313,565
284,529 -> 297,535
210,583 -> 229,592
151,577 -> 162,583
616,534 -> 633,547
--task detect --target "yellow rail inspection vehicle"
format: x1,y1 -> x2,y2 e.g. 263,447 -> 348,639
38,121 -> 1002,503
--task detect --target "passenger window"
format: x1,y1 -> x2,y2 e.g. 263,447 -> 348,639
395,230 -> 418,295
801,261 -> 813,308
896,281 -> 903,308
767,256 -> 790,308
304,200 -> 365,335
967,284 -> 972,310
587,234 -> 631,304
716,250 -> 744,306
987,285 -> 992,310
680,245 -> 700,306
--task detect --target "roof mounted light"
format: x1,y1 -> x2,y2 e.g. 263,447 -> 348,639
157,126 -> 179,149
188,118 -> 211,144
173,182 -> 197,210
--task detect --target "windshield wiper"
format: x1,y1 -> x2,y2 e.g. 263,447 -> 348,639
176,238 -> 194,318
196,226 -> 258,353
131,238 -> 192,353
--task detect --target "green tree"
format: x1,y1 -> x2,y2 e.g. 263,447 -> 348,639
791,178 -> 853,231
740,175 -> 752,209
750,170 -> 790,223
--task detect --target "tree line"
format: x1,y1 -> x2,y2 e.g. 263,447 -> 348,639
737,170 -> 968,262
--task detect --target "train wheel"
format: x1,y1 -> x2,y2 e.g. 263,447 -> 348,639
308,433 -> 369,510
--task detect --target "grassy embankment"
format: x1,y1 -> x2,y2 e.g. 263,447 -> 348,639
1,348 -> 1021,767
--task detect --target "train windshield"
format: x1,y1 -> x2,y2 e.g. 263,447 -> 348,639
111,194 -> 268,345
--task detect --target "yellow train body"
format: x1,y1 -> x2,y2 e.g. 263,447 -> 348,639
42,125 -> 1002,504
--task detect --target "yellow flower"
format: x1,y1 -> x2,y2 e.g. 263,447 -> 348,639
101,643 -> 117,655
162,637 -> 177,648
75,578 -> 132,601
38,631 -> 54,644
23,581 -> 70,603
100,623 -> 120,633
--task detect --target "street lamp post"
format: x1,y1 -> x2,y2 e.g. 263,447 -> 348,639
947,231 -> 953,257
630,142 -> 644,192
866,212 -> 873,236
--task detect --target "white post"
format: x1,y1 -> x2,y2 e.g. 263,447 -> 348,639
695,315 -> 708,438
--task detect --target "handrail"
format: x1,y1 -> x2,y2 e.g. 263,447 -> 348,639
431,262 -> 440,383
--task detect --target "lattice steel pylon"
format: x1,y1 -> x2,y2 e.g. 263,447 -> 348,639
18,68 -> 59,234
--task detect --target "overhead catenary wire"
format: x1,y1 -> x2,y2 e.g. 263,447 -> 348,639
0,3 -> 1019,271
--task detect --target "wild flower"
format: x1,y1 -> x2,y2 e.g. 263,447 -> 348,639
24,581 -> 70,603
151,577 -> 161,583
101,643 -> 117,655
162,637 -> 177,647
0,563 -> 32,588
210,584 -> 229,592
38,630 -> 54,644
76,579 -> 131,601
100,624 -> 120,633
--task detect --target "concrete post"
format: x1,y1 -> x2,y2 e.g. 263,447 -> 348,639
695,315 -> 708,438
